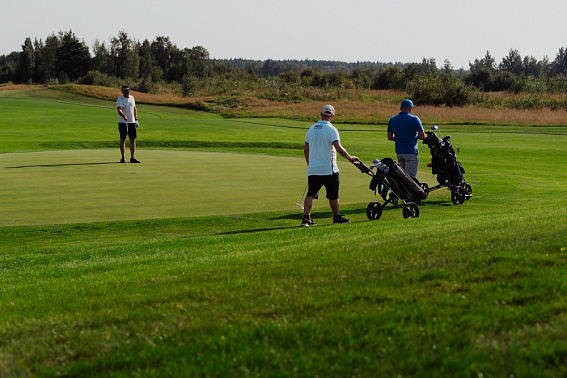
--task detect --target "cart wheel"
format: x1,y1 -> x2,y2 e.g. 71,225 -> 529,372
420,182 -> 429,199
451,186 -> 466,205
403,203 -> 419,218
366,202 -> 383,220
463,183 -> 472,200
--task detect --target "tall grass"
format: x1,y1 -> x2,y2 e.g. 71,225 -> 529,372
35,84 -> 567,126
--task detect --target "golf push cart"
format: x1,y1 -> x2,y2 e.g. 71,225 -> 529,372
353,158 -> 427,221
421,125 -> 472,205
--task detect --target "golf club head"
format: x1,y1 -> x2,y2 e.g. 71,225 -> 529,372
372,158 -> 381,168
430,125 -> 439,131
296,203 -> 304,210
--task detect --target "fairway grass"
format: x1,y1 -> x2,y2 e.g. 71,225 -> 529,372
1,88 -> 567,376
1,202 -> 566,377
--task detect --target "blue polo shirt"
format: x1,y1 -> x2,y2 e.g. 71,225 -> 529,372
387,112 -> 424,154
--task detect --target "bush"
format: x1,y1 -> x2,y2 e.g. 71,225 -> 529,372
502,95 -> 547,110
80,71 -> 122,88
463,68 -> 494,91
511,75 -> 547,94
373,65 -> 404,90
408,73 -> 476,107
492,71 -> 516,91
278,70 -> 300,84
548,74 -> 567,93
135,75 -> 158,94
0,63 -> 15,83
181,76 -> 199,96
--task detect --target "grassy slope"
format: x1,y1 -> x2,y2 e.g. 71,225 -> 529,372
2,203 -> 566,377
1,89 -> 567,376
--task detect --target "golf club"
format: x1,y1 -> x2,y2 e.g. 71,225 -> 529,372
431,125 -> 443,138
296,182 -> 308,209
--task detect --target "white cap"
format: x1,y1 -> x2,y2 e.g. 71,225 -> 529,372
321,105 -> 335,116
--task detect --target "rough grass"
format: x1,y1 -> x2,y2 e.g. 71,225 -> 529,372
38,84 -> 567,126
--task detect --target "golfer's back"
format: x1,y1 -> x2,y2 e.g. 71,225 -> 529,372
305,121 -> 340,176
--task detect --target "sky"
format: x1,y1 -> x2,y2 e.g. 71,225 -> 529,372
2,0 -> 567,69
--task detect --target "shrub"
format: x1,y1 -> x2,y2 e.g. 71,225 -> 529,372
135,75 -> 158,94
181,75 -> 199,96
80,71 -> 121,88
511,75 -> 547,94
463,67 -> 494,91
373,65 -> 404,90
408,73 -> 476,107
492,71 -> 516,91
278,70 -> 300,84
548,74 -> 567,93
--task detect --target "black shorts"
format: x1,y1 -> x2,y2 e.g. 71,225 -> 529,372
119,123 -> 137,139
307,173 -> 340,200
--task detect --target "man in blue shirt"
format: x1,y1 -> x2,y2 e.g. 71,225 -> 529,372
387,99 -> 425,178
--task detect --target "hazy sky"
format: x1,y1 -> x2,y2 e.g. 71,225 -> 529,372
2,0 -> 566,69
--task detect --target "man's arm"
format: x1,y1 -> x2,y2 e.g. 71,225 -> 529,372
134,106 -> 138,121
117,107 -> 127,121
332,141 -> 357,163
417,130 -> 426,140
387,132 -> 395,141
304,143 -> 309,166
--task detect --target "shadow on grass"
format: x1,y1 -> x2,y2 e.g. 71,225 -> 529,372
271,198 -> 462,225
419,199 -> 461,207
220,211 -> 371,236
271,207 -> 368,221
6,162 -> 121,169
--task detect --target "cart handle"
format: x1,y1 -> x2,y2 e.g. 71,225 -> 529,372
352,159 -> 373,176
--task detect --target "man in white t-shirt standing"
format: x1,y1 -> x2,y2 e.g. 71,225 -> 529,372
301,105 -> 358,227
116,85 -> 140,163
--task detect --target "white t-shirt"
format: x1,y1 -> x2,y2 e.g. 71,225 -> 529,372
305,121 -> 340,176
117,95 -> 136,123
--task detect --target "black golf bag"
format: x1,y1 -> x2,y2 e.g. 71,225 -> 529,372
422,130 -> 472,205
353,158 -> 427,220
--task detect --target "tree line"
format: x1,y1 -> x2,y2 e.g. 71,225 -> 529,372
0,31 -> 209,86
2,30 -> 567,106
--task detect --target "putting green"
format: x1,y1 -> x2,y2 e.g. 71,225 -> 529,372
0,149 -> 379,227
